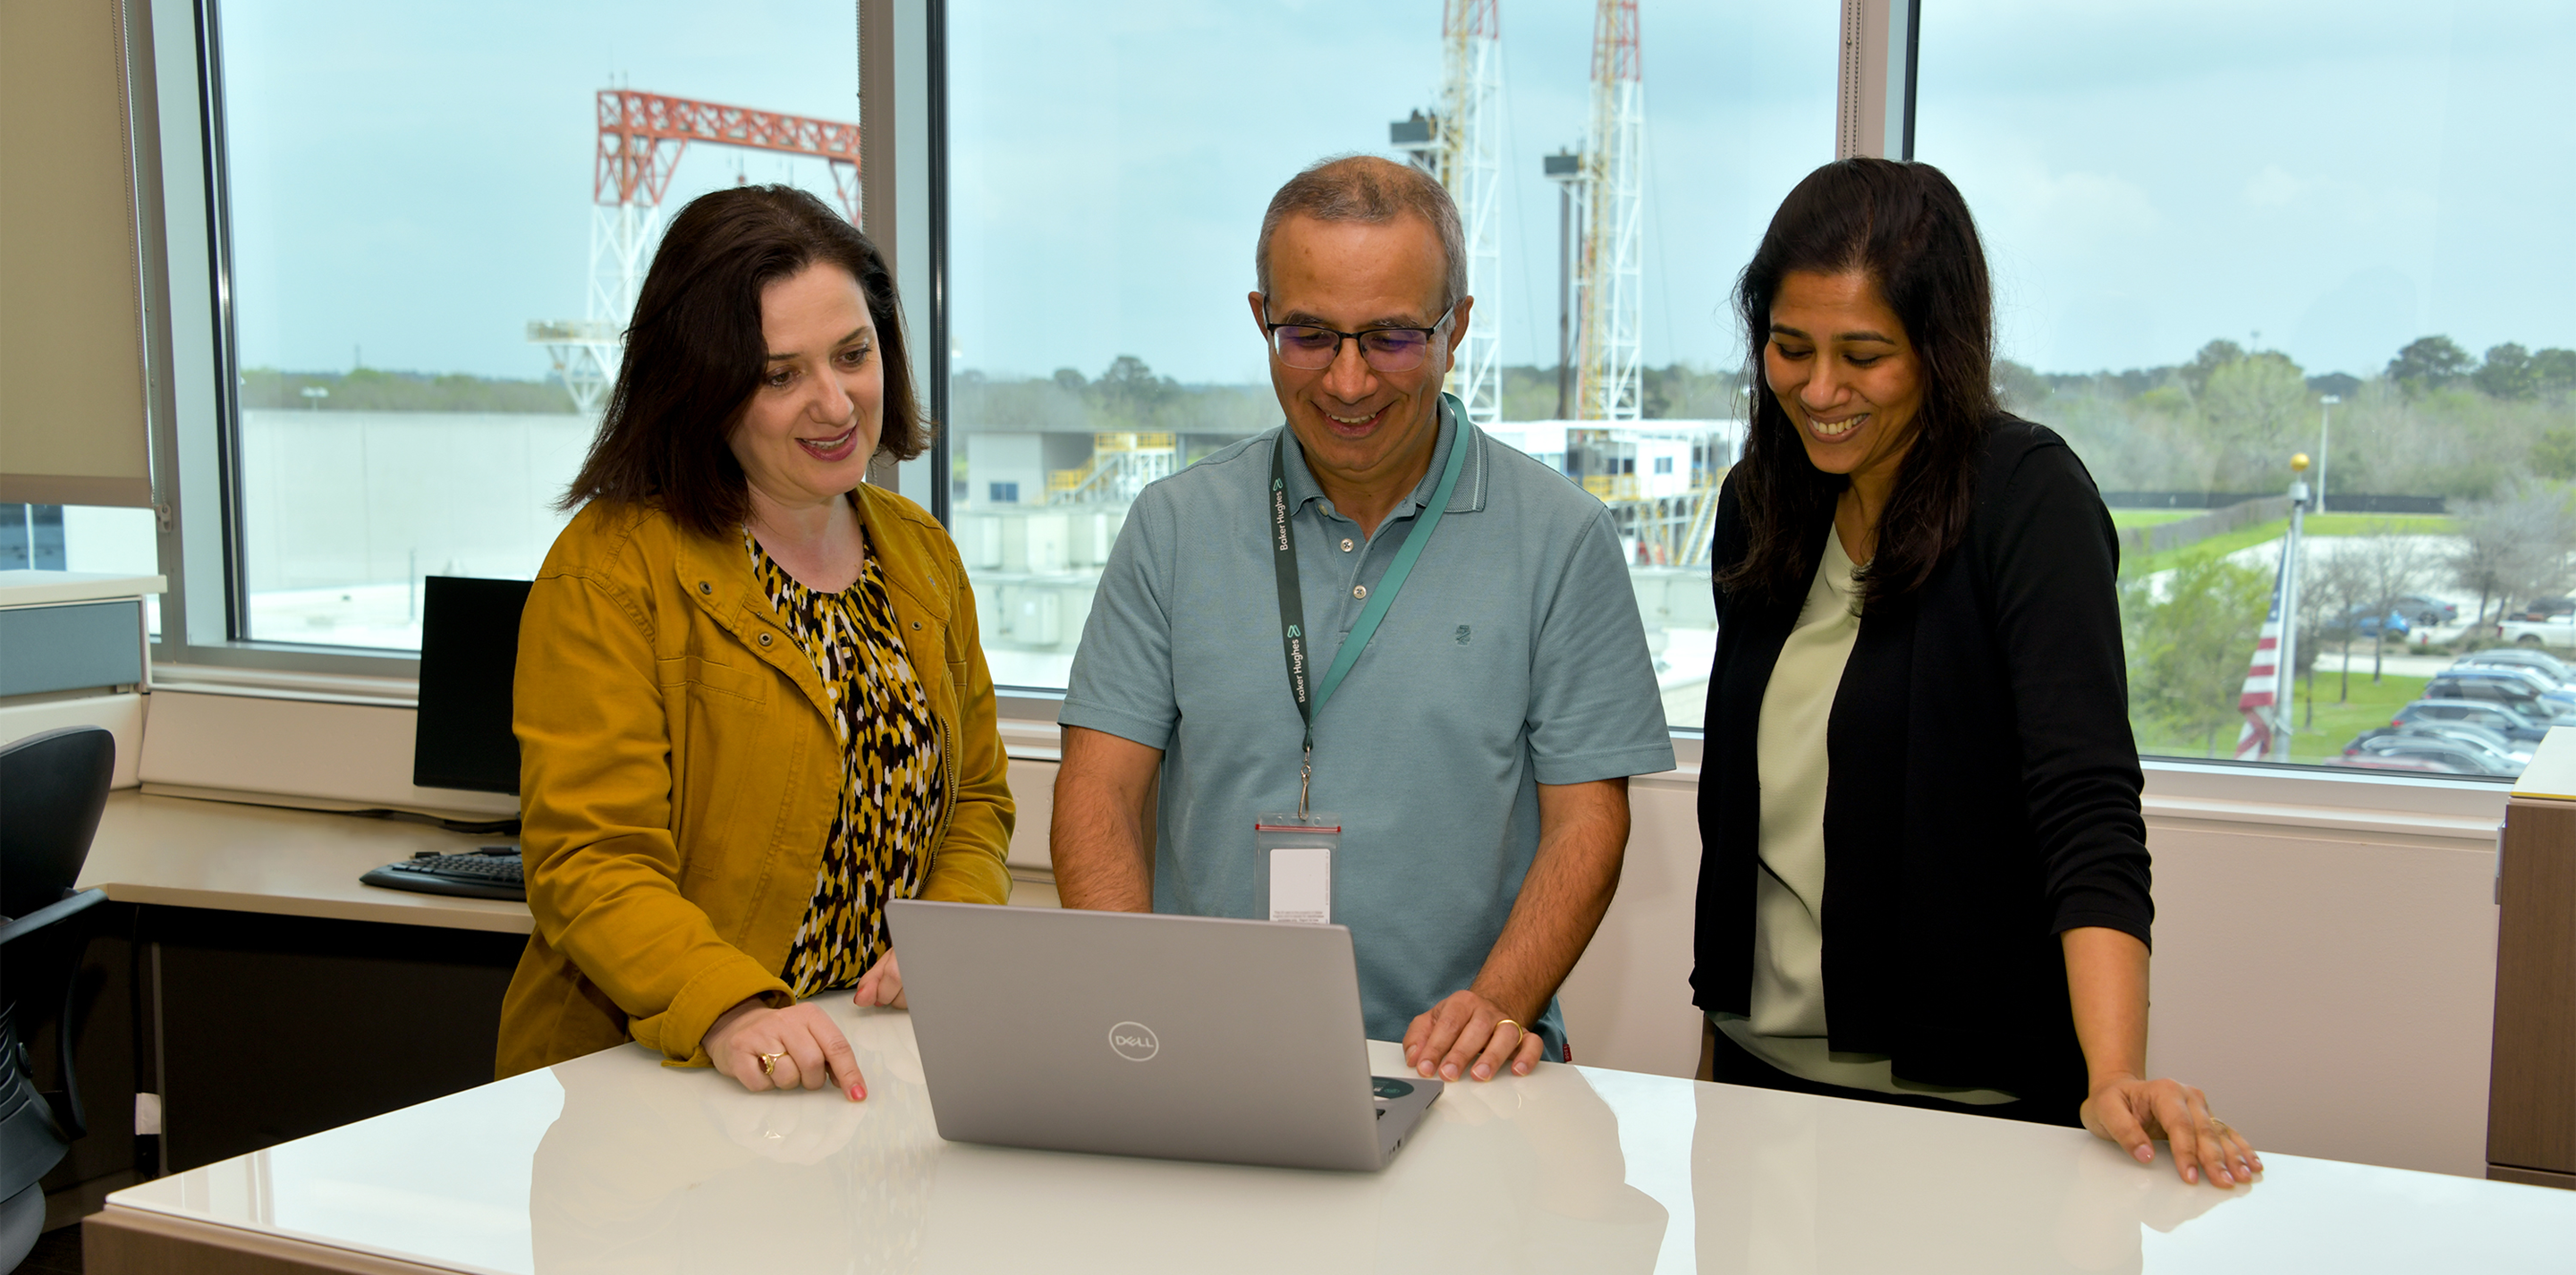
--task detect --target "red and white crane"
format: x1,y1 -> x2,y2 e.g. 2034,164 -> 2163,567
531,90 -> 861,413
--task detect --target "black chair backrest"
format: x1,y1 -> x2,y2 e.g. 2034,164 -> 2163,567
0,726 -> 114,920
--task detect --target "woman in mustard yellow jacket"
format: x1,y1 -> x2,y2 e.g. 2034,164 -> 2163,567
496,186 -> 1013,1100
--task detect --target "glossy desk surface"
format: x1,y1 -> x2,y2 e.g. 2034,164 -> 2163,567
81,791 -> 532,933
101,1000 -> 2575,1273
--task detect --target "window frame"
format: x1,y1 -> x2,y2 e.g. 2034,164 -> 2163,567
124,0 -> 2524,805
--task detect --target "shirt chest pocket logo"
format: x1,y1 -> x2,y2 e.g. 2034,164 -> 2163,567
1455,625 -> 1472,645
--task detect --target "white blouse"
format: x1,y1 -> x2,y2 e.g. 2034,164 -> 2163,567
1712,528 -> 2016,1105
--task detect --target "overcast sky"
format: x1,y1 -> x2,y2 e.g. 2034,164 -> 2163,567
224,0 -> 2575,391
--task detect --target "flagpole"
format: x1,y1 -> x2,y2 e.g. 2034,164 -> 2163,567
2277,453 -> 2311,762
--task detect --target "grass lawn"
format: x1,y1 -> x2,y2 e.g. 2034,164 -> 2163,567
2131,667 -> 2428,764
2125,513 -> 2461,577
2285,665 -> 2429,764
2109,510 -> 2199,528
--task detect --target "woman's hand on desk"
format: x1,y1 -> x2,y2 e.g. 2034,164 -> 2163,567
2081,1073 -> 2260,1187
852,950 -> 906,1009
704,999 -> 867,1102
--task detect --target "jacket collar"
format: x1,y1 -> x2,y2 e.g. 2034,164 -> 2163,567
665,484 -> 952,723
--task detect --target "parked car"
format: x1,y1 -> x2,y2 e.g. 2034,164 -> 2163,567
2509,595 -> 2575,621
2499,614 -> 2576,650
2342,735 -> 2522,777
2435,666 -> 2576,712
2392,595 -> 2460,626
2394,699 -> 2552,743
2457,648 -> 2576,682
2355,720 -> 2534,763
2423,673 -> 2574,722
2326,604 -> 2411,639
2345,730 -> 2529,776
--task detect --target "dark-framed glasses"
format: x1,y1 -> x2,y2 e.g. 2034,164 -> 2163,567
1263,304 -> 1455,372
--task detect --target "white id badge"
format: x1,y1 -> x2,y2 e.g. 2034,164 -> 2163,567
1254,813 -> 1343,925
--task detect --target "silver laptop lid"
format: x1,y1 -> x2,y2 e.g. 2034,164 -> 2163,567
889,901 -> 1390,1171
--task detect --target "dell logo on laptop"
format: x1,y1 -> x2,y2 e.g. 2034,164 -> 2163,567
1108,1021 -> 1159,1061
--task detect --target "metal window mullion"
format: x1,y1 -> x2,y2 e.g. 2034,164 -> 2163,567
194,0 -> 250,643
1836,0 -> 1912,161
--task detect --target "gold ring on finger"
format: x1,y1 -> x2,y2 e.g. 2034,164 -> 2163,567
1495,1017 -> 1522,1043
758,1051 -> 787,1077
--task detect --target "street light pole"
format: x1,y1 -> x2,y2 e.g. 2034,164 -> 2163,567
2316,394 -> 2340,515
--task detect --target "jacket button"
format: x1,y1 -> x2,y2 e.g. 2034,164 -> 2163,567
698,581 -> 712,595
911,621 -> 922,630
758,632 -> 773,646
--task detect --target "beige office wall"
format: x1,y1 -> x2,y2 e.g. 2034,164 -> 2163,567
1556,781 -> 2504,1179
134,689 -> 2509,1177
0,691 -> 142,787
0,0 -> 155,507
137,690 -> 519,819
2141,814 -> 2499,1178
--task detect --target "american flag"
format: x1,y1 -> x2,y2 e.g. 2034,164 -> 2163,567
2232,552 -> 2292,760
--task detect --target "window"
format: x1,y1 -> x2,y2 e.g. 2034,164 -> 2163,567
945,2 -> 1835,715
209,1 -> 862,651
1917,1 -> 2576,779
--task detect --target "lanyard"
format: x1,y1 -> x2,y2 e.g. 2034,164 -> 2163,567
1269,394 -> 1470,815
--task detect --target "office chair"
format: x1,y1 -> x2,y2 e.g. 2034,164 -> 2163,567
0,727 -> 116,1269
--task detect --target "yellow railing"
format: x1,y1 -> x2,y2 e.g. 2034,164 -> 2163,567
1093,432 -> 1175,452
1582,474 -> 1640,501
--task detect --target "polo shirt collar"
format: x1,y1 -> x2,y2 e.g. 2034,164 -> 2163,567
1278,394 -> 1486,521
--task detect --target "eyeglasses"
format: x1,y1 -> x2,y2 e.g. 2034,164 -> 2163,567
1262,304 -> 1456,372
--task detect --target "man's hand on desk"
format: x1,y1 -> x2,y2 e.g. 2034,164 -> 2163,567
704,998 -> 867,1102
1402,989 -> 1546,1083
852,950 -> 906,1009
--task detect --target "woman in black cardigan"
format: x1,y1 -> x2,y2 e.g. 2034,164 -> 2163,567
1694,158 -> 2258,1187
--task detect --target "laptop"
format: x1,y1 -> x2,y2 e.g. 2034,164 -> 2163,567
887,900 -> 1440,1171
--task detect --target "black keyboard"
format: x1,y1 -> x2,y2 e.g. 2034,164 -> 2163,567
360,848 -> 525,901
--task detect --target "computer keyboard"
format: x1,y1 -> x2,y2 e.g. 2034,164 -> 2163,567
360,848 -> 525,901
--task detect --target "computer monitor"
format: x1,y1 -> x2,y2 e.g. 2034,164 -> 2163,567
412,576 -> 532,795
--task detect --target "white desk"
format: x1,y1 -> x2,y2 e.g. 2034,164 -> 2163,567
86,1000 -> 2576,1274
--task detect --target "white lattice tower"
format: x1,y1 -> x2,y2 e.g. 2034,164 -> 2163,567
1440,0 -> 1504,428
1575,0 -> 1644,422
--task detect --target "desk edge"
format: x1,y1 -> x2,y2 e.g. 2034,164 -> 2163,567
86,1203 -> 468,1275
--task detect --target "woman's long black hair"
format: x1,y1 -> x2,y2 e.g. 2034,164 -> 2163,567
1718,158 -> 1997,610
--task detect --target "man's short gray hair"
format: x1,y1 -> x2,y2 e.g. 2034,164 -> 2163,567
1255,155 -> 1466,317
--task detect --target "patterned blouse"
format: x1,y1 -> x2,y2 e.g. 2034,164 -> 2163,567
749,530 -> 948,997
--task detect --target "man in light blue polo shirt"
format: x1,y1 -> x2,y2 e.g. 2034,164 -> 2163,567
1052,155 -> 1672,1085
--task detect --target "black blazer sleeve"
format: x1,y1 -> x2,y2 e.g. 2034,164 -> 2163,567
1979,435 -> 2153,946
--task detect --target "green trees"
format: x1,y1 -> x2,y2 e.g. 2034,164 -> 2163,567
2122,556 -> 2274,756
2386,335 -> 2473,393
2199,352 -> 2311,477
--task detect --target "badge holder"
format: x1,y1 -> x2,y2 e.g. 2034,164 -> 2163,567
1254,813 -> 1342,925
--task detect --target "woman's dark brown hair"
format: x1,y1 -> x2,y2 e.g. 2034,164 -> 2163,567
1718,158 -> 1996,609
560,184 -> 928,536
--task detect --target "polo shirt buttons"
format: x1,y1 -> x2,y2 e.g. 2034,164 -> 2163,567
1340,538 -> 1354,553
1352,585 -> 1368,600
